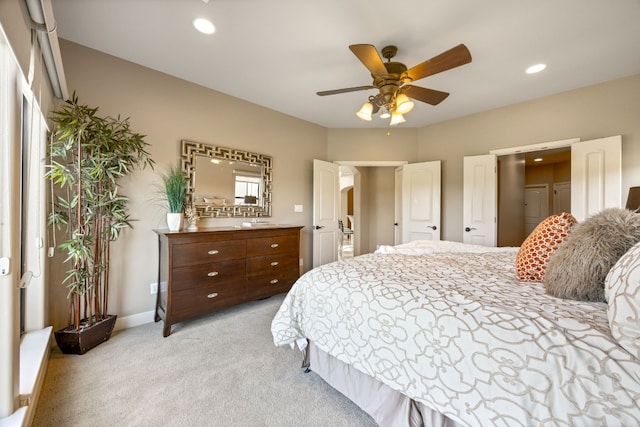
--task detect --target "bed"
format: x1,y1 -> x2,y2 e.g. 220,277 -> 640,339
271,211 -> 640,427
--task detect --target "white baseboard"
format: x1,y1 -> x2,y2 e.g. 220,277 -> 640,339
114,310 -> 155,331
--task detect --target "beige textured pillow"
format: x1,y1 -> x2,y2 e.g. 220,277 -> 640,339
544,208 -> 640,302
605,241 -> 640,359
515,212 -> 577,282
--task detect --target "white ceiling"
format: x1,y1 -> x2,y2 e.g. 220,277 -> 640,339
51,0 -> 640,129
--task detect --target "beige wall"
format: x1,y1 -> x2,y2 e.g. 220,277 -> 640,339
327,128 -> 419,162
418,74 -> 640,242
51,40 -> 327,330
365,167 -> 396,252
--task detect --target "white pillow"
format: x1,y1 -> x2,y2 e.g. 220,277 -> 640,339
605,240 -> 640,359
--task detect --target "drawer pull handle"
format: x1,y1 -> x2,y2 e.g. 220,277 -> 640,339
208,250 -> 219,255
208,271 -> 219,277
270,261 -> 279,267
270,279 -> 279,284
207,292 -> 219,299
270,243 -> 279,248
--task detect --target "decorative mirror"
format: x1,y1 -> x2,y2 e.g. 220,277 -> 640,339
181,140 -> 272,218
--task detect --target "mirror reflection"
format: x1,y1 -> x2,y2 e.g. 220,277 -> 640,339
181,140 -> 272,218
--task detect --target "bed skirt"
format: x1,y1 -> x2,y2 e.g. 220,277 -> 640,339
307,341 -> 464,427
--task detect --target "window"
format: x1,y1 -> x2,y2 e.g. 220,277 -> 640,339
234,174 -> 261,205
20,91 -> 48,335
0,17 -> 54,422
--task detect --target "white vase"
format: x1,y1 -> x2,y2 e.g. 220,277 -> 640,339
166,213 -> 183,232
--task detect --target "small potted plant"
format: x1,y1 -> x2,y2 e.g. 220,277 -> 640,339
161,165 -> 187,231
46,93 -> 154,354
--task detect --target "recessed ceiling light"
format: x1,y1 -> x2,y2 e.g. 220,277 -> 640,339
534,157 -> 543,162
193,18 -> 215,35
526,64 -> 546,74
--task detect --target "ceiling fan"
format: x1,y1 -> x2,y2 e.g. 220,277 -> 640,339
317,43 -> 472,124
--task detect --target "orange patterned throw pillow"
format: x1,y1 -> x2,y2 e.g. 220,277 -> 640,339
516,212 -> 577,282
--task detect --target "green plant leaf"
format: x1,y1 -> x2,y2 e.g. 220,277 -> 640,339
46,92 -> 154,329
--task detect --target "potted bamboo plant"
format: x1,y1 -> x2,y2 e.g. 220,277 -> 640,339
46,93 -> 154,354
161,165 -> 187,231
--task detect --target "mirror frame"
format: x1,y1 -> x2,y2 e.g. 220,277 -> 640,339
181,139 -> 272,218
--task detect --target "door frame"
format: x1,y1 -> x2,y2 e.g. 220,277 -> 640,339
489,138 -> 580,157
487,135 -> 623,240
336,160 -> 407,254
462,138 -> 580,247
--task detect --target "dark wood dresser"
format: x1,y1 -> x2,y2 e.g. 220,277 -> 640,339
154,225 -> 303,336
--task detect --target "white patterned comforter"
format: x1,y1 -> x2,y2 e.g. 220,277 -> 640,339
374,239 -> 519,256
271,250 -> 640,427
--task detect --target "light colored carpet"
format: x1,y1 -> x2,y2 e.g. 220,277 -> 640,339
32,295 -> 377,426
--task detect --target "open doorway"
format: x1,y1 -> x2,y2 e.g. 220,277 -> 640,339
339,168 -> 355,259
498,147 -> 571,247
338,164 -> 399,257
339,165 -> 361,259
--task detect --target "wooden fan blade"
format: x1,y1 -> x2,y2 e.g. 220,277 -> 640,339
405,44 -> 472,82
403,85 -> 450,105
349,44 -> 388,77
316,85 -> 374,96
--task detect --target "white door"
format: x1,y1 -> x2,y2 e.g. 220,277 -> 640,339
399,161 -> 441,243
571,135 -> 622,221
524,184 -> 549,235
553,181 -> 571,214
313,159 -> 340,267
463,154 -> 497,246
394,167 -> 402,245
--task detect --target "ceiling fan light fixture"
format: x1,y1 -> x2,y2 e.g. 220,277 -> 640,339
356,102 -> 373,121
395,93 -> 414,114
389,110 -> 405,126
320,43 -> 472,126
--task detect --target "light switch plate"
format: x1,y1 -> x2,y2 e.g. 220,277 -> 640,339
294,204 -> 303,213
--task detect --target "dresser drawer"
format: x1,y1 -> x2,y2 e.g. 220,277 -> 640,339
172,259 -> 245,292
172,239 -> 246,267
246,268 -> 300,300
170,281 -> 246,323
246,254 -> 298,277
245,234 -> 297,257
